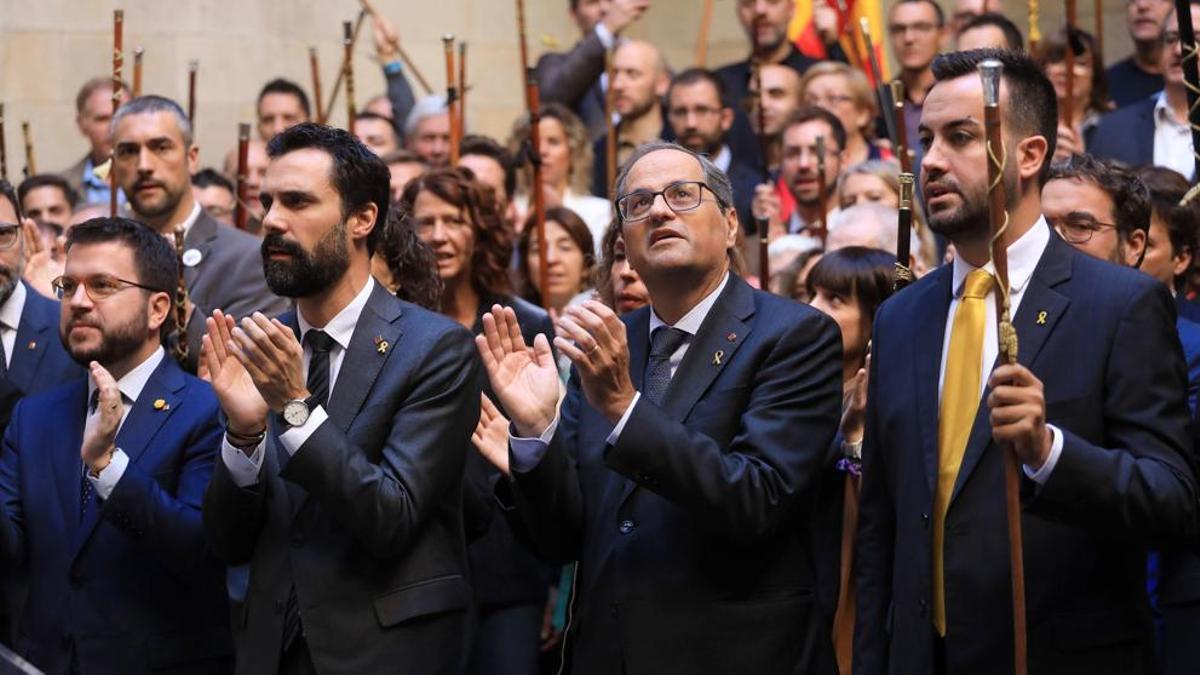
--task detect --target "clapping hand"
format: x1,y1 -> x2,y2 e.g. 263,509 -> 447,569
82,362 -> 122,473
476,305 -> 560,438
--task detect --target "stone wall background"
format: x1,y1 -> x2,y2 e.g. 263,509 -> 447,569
0,1 -> 1133,176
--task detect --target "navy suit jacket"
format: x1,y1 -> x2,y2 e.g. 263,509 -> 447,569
1,285 -> 81,427
854,233 -> 1198,675
203,283 -> 482,675
0,355 -> 231,674
1087,94 -> 1157,169
499,273 -> 844,675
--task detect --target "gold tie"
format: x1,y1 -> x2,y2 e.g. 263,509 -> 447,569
933,268 -> 993,636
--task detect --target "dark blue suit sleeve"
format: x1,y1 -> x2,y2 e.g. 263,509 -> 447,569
0,400 -> 28,574
386,66 -> 416,137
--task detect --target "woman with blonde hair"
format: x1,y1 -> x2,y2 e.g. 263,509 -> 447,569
836,160 -> 938,271
800,62 -> 891,168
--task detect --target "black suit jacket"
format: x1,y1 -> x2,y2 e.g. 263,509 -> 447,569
1087,94 -> 1157,170
537,30 -> 610,142
203,283 -> 483,675
498,273 -> 843,675
854,233 -> 1198,675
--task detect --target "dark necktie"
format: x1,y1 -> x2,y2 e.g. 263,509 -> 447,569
644,327 -> 689,406
80,390 -> 101,520
281,330 -> 336,653
0,334 -> 9,380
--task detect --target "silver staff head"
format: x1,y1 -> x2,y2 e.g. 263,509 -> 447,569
978,59 -> 1003,107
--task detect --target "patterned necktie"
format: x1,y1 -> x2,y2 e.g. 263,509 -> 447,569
932,268 -> 994,636
304,330 -> 336,408
80,390 -> 102,521
644,327 -> 689,406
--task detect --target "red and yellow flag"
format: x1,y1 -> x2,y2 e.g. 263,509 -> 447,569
789,0 -> 889,86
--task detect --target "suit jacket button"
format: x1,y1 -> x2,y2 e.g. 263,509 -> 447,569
919,599 -> 928,616
922,513 -> 930,528
618,519 -> 635,535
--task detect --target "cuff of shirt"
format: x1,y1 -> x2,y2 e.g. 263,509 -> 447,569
221,437 -> 266,488
279,406 -> 329,456
383,60 -> 403,75
508,415 -> 560,473
1022,424 -> 1063,484
87,448 -> 130,501
603,391 -> 641,446
594,23 -> 616,49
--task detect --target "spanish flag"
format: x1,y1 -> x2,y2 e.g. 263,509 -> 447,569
789,0 -> 889,86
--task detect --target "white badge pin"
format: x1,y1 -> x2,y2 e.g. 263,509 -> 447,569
182,249 -> 202,267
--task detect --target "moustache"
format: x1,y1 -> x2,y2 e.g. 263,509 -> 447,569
261,233 -> 306,259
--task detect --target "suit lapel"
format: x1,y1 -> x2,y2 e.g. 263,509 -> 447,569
182,213 -> 219,291
626,308 -> 650,393
326,284 -> 403,431
71,358 -> 186,563
913,267 -> 953,496
8,286 -> 55,393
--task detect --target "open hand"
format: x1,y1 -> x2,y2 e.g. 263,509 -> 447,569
476,305 -> 560,438
82,362 -> 122,471
203,310 -> 269,440
554,300 -> 635,424
472,394 -> 511,476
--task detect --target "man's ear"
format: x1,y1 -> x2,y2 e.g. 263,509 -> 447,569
147,290 -> 172,334
1125,228 -> 1148,269
351,203 -> 379,244
1015,134 -> 1049,183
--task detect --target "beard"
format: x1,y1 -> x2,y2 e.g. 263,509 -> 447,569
0,264 -> 19,308
128,178 -> 184,221
61,305 -> 148,367
261,219 -> 350,298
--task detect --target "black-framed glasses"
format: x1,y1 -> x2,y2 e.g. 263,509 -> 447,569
0,224 -> 20,250
616,181 -> 723,222
51,274 -> 167,302
1049,215 -> 1119,244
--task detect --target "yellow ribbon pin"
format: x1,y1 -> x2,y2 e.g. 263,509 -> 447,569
1036,311 -> 1047,325
153,398 -> 169,411
712,350 -> 724,366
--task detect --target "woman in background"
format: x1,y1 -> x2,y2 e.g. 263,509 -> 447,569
516,205 -> 596,316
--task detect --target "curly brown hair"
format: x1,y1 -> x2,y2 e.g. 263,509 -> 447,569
376,206 -> 443,311
398,166 -> 514,299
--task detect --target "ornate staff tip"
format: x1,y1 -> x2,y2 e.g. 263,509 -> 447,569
343,21 -> 353,42
898,172 -> 915,208
978,59 -> 1003,107
443,34 -> 455,45
890,80 -> 904,106
188,59 -> 198,72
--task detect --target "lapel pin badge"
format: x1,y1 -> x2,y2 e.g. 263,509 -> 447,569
712,350 -> 724,366
26,341 -> 35,350
181,248 -> 202,268
725,332 -> 737,342
153,398 -> 169,411
374,335 -> 389,354
1036,311 -> 1047,325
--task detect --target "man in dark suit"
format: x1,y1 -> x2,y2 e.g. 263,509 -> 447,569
111,95 -> 288,374
0,217 -> 232,673
854,48 -> 1198,675
537,0 -> 650,141
202,123 -> 481,674
477,141 -> 844,674
60,77 -> 131,207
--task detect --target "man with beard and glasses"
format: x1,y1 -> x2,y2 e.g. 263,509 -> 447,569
202,123 -> 482,674
665,68 -> 766,237
0,217 -> 232,673
111,95 -> 287,373
1043,154 -> 1150,268
853,48 -> 1199,675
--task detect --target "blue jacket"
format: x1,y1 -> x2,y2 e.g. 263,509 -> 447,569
1,284 -> 82,429
1088,93 -> 1157,169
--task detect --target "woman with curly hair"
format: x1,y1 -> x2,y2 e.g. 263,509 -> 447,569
372,207 -> 443,311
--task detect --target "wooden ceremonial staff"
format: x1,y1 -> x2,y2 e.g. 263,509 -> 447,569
171,226 -> 189,366
20,122 -> 34,178
694,0 -> 715,67
443,35 -> 460,165
891,81 -> 912,174
859,18 -> 900,159
187,60 -> 198,124
894,173 -> 914,291
0,103 -> 7,182
133,47 -> 144,98
357,0 -> 434,95
1095,0 -> 1104,61
310,47 -> 325,125
605,46 -> 618,194
1063,0 -> 1077,130
459,41 -> 468,134
234,124 -> 250,231
112,9 -> 123,217
322,11 -> 367,124
1175,0 -> 1200,182
516,0 -> 549,307
344,21 -> 357,131
979,58 -> 1028,675
750,27 -> 771,291
814,135 -> 829,247
1028,0 -> 1042,53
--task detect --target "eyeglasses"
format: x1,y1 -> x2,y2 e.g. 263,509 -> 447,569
1049,215 -> 1119,244
1163,30 -> 1182,47
51,274 -> 167,302
616,181 -> 723,222
0,224 -> 21,250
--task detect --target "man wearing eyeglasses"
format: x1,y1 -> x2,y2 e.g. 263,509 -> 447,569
475,141 -> 843,674
0,216 -> 232,673
888,0 -> 945,177
1042,154 -> 1149,267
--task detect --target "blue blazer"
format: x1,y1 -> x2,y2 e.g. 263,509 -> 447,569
1088,93 -> 1157,169
1,285 -> 81,426
854,233 -> 1198,675
0,355 -> 231,674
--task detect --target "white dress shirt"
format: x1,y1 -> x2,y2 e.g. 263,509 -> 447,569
509,272 -> 730,472
85,346 -> 166,498
939,216 -> 1062,483
1154,91 -> 1196,181
220,277 -> 376,487
0,282 -> 26,369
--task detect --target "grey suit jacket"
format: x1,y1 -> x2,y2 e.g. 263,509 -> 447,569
58,156 -> 89,200
536,29 -> 609,141
204,283 -> 483,675
180,212 -> 290,372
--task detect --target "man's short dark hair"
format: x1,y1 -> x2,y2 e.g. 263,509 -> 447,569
668,68 -> 729,105
783,106 -> 848,153
353,111 -> 400,144
1049,154 -> 1151,239
1138,166 -> 1198,267
257,78 -> 311,118
266,123 -> 391,255
0,180 -> 22,222
958,12 -> 1024,51
931,48 -> 1058,184
459,134 -> 517,199
190,168 -> 234,193
892,0 -> 946,27
65,217 -> 179,325
18,174 -> 79,210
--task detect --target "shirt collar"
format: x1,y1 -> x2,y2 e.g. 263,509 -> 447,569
175,202 -> 203,239
88,346 -> 165,406
713,145 -> 732,172
0,282 -> 27,333
297,276 -> 375,352
648,271 -> 730,338
951,215 -> 1049,299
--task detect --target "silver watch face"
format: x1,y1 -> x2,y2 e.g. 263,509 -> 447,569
283,400 -> 309,427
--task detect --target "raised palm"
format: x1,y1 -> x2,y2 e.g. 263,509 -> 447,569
476,305 -> 560,438
204,311 -> 269,434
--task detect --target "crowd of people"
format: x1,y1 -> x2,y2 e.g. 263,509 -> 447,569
2,0 -> 1200,673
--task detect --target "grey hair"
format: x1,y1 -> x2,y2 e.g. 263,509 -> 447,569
404,94 -> 448,138
111,95 -> 194,147
613,141 -> 734,221
828,202 -> 920,259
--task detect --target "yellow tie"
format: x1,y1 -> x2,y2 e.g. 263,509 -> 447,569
933,268 -> 994,636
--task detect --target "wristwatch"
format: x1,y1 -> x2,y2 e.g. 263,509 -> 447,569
282,399 -> 311,428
